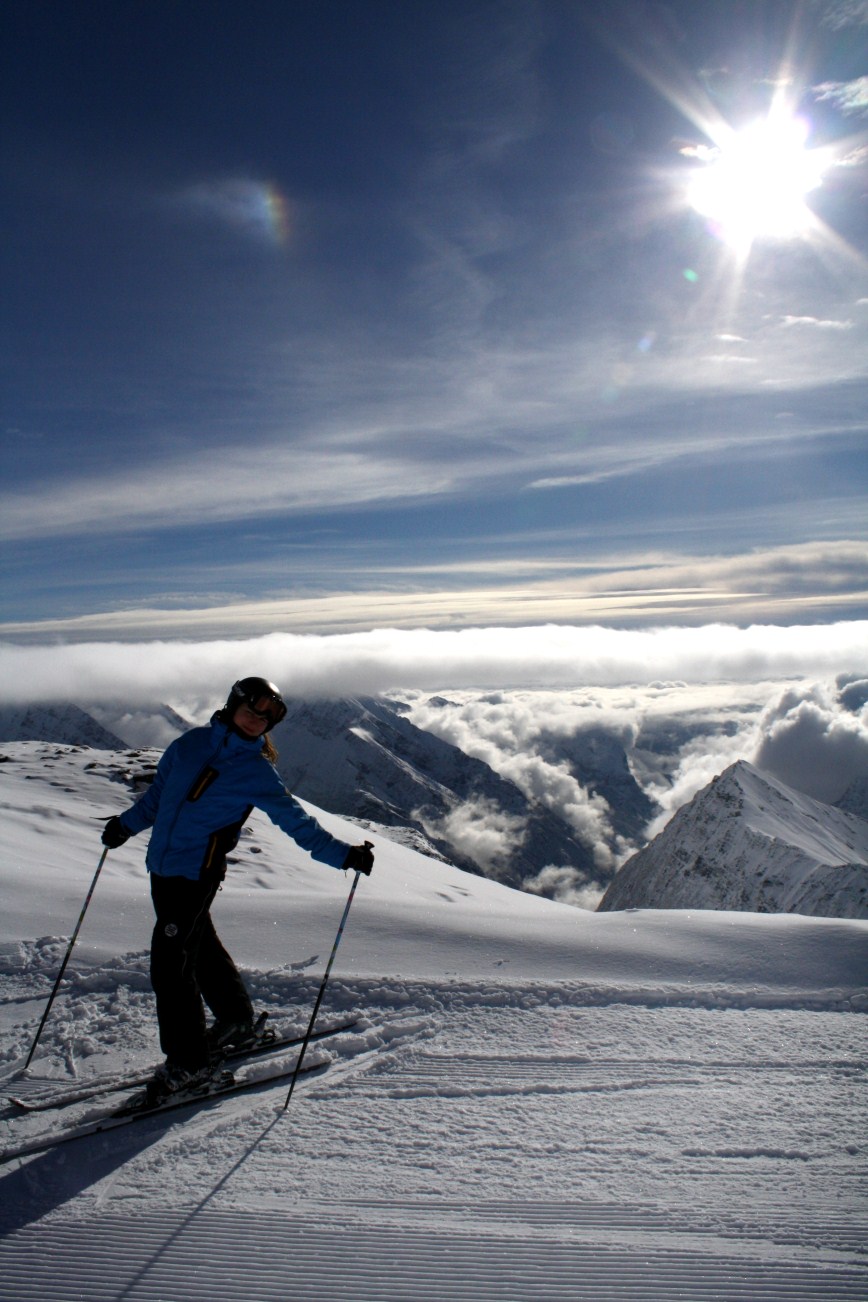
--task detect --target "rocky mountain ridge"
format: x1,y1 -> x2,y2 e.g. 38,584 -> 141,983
598,760 -> 868,918
271,696 -> 603,892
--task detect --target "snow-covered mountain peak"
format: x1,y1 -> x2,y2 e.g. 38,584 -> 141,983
699,760 -> 867,866
599,759 -> 868,918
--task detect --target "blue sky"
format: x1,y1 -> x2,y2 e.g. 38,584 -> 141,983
2,0 -> 867,642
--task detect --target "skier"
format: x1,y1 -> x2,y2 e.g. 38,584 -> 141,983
101,676 -> 374,1100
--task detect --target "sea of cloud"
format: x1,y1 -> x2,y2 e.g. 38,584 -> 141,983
1,621 -> 866,703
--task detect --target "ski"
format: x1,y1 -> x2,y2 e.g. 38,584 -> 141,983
8,1017 -> 359,1113
1,1053 -> 332,1164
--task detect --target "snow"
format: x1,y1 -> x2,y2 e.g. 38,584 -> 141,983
600,760 -> 868,918
1,741 -> 866,1300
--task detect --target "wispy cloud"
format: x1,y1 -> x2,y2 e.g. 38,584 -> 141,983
0,437 -> 455,542
780,314 -> 854,330
813,77 -> 868,115
2,540 -> 864,638
818,2 -> 868,30
3,359 -> 865,544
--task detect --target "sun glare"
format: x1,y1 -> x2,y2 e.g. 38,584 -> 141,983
686,112 -> 824,254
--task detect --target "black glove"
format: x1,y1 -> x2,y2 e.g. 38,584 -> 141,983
342,841 -> 374,875
102,816 -> 131,849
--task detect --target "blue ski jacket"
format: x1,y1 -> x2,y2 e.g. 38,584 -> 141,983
117,716 -> 352,881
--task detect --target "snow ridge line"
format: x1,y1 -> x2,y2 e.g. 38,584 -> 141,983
4,956 -> 866,1022
314,974 -> 868,1015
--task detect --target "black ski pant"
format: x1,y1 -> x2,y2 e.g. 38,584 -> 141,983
149,871 -> 254,1071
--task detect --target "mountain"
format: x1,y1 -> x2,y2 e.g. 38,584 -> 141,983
836,774 -> 868,821
0,702 -> 127,749
89,702 -> 192,749
536,724 -> 658,842
597,760 -> 868,918
272,696 -> 603,892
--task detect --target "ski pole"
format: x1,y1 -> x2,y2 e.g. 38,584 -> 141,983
282,862 -> 365,1112
23,847 -> 110,1071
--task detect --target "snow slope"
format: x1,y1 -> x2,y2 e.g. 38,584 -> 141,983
0,741 -> 866,1301
599,761 -> 868,918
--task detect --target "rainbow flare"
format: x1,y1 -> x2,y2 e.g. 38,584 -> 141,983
182,178 -> 292,247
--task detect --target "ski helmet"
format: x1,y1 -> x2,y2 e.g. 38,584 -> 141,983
225,676 -> 287,731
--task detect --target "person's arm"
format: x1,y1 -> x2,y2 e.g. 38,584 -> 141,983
253,763 -> 376,871
102,743 -> 173,844
258,781 -> 354,868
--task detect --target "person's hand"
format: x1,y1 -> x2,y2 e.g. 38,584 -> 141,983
342,841 -> 374,875
102,816 -> 131,849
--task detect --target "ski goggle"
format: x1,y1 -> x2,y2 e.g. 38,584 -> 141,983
231,683 -> 287,726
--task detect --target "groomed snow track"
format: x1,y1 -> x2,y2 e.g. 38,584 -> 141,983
1,1204 -> 866,1302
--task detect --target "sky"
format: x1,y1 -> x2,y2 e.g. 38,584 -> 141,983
2,0 -> 867,648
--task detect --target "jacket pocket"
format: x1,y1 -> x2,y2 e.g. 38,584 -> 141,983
201,805 -> 254,879
187,766 -> 219,802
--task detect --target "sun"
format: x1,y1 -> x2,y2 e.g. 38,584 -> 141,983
686,111 -> 825,255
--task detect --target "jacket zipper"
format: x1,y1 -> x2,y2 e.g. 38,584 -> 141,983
161,731 -> 230,855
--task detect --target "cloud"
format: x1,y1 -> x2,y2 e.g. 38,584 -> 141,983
815,2 -> 868,34
3,540 -> 866,639
643,723 -> 760,837
780,315 -> 854,330
4,330 -> 867,547
0,437 -> 452,543
0,622 -> 866,709
418,796 -> 527,875
2,623 -> 864,888
813,76 -> 868,116
638,672 -> 868,835
751,674 -> 868,803
405,693 -> 626,871
523,865 -> 607,910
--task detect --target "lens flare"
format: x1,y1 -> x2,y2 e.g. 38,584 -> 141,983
180,178 -> 293,247
263,184 -> 292,246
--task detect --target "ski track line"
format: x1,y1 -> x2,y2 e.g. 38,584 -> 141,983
0,1208 -> 866,1301
327,1047 -> 867,1102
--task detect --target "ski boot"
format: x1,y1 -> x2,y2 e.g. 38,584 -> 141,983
207,1010 -> 274,1057
142,1059 -> 229,1109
